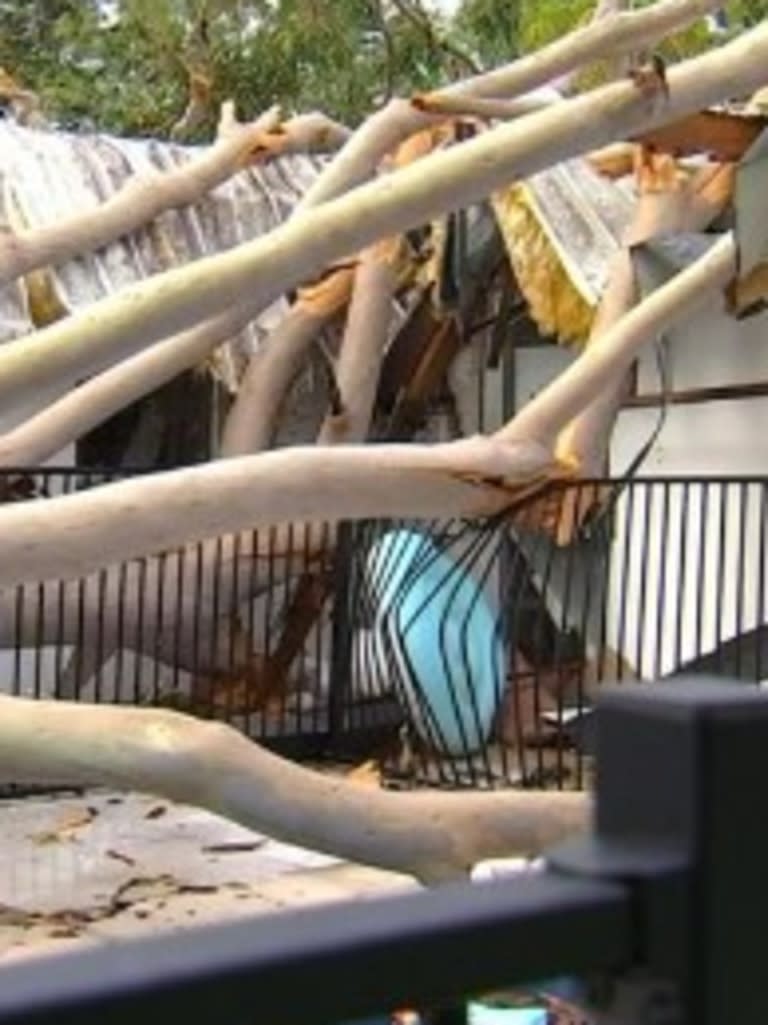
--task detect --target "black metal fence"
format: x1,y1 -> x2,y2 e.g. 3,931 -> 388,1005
0,467 -> 351,758
3,469 -> 768,791
342,477 -> 768,788
1,680 -> 766,1025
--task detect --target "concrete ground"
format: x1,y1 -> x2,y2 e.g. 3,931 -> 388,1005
0,789 -> 417,964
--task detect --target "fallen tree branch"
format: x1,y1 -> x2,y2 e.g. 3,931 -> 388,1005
0,435 -> 556,586
0,306 -> 250,467
500,232 -> 736,451
219,274 -> 351,457
0,695 -> 589,882
554,156 -> 736,489
222,130 -> 431,458
0,108 -> 348,287
1,22 -> 761,421
317,240 -> 402,446
298,0 -> 724,209
410,92 -> 555,121
0,232 -> 739,586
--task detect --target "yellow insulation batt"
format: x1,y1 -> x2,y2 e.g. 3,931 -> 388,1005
492,157 -> 636,347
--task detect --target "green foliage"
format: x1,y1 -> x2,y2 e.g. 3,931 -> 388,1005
0,0 -> 762,141
454,0 -> 522,66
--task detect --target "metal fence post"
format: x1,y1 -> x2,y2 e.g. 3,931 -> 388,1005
551,677 -> 768,1023
328,521 -> 355,747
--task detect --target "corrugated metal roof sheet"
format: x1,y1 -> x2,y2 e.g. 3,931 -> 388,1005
521,158 -> 636,306
735,126 -> 768,277
0,121 -> 326,390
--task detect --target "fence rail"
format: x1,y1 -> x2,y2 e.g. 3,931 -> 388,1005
3,469 -> 768,791
0,680 -> 765,1025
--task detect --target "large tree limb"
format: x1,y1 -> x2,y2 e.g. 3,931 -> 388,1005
298,0 -> 724,209
0,234 -> 738,587
0,22 -> 763,421
500,232 -> 736,451
239,242 -> 405,706
0,305 -> 251,467
0,435 -> 556,586
317,240 -> 401,446
555,158 -> 736,483
0,109 -> 349,287
0,695 -> 589,882
220,125 -> 442,458
219,289 -> 346,457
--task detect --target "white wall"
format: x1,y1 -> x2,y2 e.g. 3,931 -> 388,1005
607,305 -> 768,677
506,305 -> 768,680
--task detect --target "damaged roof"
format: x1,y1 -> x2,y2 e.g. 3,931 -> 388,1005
493,157 -> 637,345
493,106 -> 768,346
0,121 -> 325,391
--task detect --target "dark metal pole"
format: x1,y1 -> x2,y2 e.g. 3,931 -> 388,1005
552,678 -> 768,1024
328,520 -> 356,747
0,874 -> 630,1025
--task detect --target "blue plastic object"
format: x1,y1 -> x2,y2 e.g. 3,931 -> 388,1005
365,528 -> 505,755
467,1005 -> 547,1025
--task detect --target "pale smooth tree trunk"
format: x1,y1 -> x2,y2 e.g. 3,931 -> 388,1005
0,110 -> 349,287
316,240 -> 401,446
553,160 -> 736,482
219,267 -> 355,456
0,305 -> 252,467
499,232 -> 735,450
0,694 -> 589,882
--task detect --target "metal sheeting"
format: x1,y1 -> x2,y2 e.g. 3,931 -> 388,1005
0,167 -> 33,346
632,233 -> 721,298
521,158 -> 636,307
735,126 -> 768,278
0,121 -> 325,390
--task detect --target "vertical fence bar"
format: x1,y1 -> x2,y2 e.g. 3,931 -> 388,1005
673,480 -> 690,672
694,481 -> 709,663
734,481 -> 748,678
328,521 -> 355,751
757,483 -> 768,683
114,559 -> 127,705
653,481 -> 671,681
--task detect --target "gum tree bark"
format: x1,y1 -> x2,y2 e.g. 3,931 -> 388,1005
0,694 -> 589,883
555,159 -> 736,476
0,233 -> 737,588
498,232 -> 735,450
0,109 -> 349,287
316,239 -> 402,446
219,266 -> 355,456
0,306 -> 251,467
221,128 -> 439,457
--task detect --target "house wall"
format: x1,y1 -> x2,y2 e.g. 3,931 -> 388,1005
608,303 -> 768,678
495,303 -> 768,681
